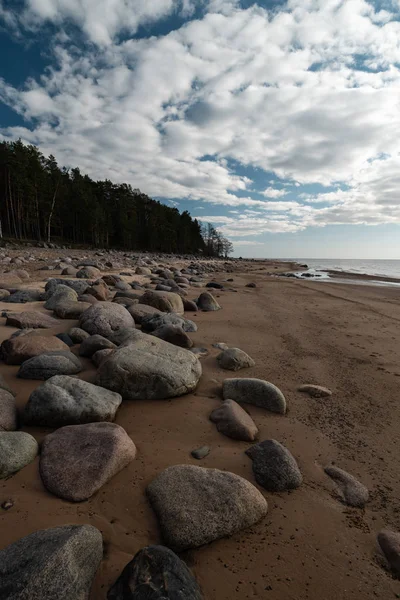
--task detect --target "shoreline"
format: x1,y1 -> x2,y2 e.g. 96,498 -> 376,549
1,249 -> 400,599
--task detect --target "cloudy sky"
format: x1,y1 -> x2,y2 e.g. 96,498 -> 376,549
1,0 -> 400,258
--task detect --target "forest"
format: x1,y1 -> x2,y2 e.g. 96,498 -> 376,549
0,140 -> 233,257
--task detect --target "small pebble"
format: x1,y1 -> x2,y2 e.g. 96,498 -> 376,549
1,500 -> 14,510
191,446 -> 210,459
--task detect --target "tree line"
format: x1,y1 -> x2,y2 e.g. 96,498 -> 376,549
0,139 -> 233,257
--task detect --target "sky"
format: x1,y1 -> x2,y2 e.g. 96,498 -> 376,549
1,1 -> 400,258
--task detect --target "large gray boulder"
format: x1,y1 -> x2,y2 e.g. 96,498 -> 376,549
45,279 -> 89,295
17,351 -> 82,380
127,304 -> 163,324
54,301 -> 92,319
79,334 -> 116,358
217,348 -> 255,371
24,375 -> 122,427
0,524 -> 103,599
1,333 -> 69,365
0,389 -> 17,431
44,285 -> 78,310
0,431 -> 38,478
223,378 -> 286,414
196,292 -> 221,311
5,289 -> 44,303
245,439 -> 302,492
210,399 -> 258,441
147,465 -> 267,551
79,302 -> 135,343
40,423 -> 136,502
76,266 -> 101,279
68,327 -> 90,343
96,330 -> 201,400
6,311 -> 59,329
141,290 -> 184,315
108,545 -> 203,600
141,313 -> 197,333
151,325 -> 193,349
324,465 -> 369,507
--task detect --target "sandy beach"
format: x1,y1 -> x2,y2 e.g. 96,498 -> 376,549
1,252 -> 400,599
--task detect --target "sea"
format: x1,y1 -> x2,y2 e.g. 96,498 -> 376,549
280,259 -> 400,285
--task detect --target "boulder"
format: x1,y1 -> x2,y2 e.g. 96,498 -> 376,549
61,266 -> 78,276
0,389 -> 17,431
0,431 -> 38,478
141,313 -> 197,333
210,399 -> 258,441
45,279 -> 89,295
0,373 -> 15,395
217,348 -> 255,371
222,378 -> 286,414
115,281 -> 131,292
151,325 -> 193,349
127,303 -> 164,324
196,292 -> 220,311
147,465 -> 268,551
44,285 -> 78,310
5,290 -> 43,303
113,297 -> 139,307
79,334 -> 117,358
96,329 -> 201,400
141,290 -> 184,315
1,333 -> 69,365
298,384 -> 332,398
377,530 -> 400,576
0,524 -> 103,600
55,333 -> 74,347
84,283 -> 111,301
68,327 -> 90,343
245,439 -> 302,492
6,311 -> 59,329
24,375 -> 122,427
40,422 -> 136,502
183,299 -> 198,312
76,266 -> 101,279
54,301 -> 92,319
115,291 -> 143,300
18,351 -> 82,380
78,294 -> 98,305
93,348 -> 114,367
79,302 -> 135,343
0,289 -> 10,300
107,545 -> 203,600
135,266 -> 152,275
324,465 -> 369,507
206,282 -> 224,289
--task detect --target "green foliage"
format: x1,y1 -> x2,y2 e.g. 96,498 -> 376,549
0,140 -> 231,257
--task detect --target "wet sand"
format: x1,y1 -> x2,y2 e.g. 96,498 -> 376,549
1,259 -> 400,599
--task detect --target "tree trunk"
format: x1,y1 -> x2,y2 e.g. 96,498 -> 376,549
47,178 -> 60,243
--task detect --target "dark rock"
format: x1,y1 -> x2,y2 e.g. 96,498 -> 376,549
5,290 -> 44,303
210,399 -> 258,441
1,333 -> 69,365
45,278 -> 89,295
107,545 -> 203,600
151,325 -> 193,349
191,446 -> 210,459
127,304 -> 163,324
6,311 -> 59,329
147,465 -> 268,551
55,333 -> 74,346
79,302 -> 135,343
196,292 -> 221,311
18,351 -> 82,380
40,422 -> 136,501
141,290 -> 184,315
76,266 -> 101,279
324,465 -> 369,507
377,530 -> 400,577
245,283 -> 256,288
183,299 -> 198,312
92,348 -> 114,367
223,378 -> 286,414
24,375 -> 122,427
245,439 -> 302,491
206,282 -> 223,289
54,301 -> 92,319
0,524 -> 103,599
217,348 -> 255,371
44,285 -> 78,310
0,389 -> 18,431
79,334 -> 117,358
68,327 -> 90,344
0,431 -> 38,478
96,329 -> 201,400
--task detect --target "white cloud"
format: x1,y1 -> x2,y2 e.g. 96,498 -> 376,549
261,187 -> 287,198
233,240 -> 264,246
1,0 -> 400,237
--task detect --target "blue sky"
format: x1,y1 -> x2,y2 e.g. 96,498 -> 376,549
1,0 -> 400,258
